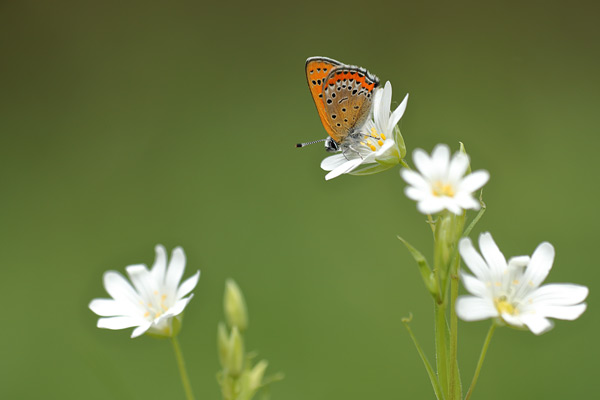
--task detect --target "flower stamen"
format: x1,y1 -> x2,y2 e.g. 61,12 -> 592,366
494,296 -> 518,316
431,181 -> 455,197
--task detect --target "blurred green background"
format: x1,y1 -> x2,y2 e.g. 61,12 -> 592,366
1,0 -> 598,398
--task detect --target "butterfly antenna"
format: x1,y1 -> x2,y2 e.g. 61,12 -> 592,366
295,138 -> 327,148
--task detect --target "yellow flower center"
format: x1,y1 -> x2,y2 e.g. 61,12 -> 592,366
494,296 -> 518,316
141,292 -> 170,320
359,127 -> 387,152
431,181 -> 455,197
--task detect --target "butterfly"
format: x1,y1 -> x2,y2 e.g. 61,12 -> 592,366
299,56 -> 380,152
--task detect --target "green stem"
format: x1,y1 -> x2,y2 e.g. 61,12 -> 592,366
402,316 -> 445,400
435,302 -> 449,398
427,214 -> 436,236
462,193 -> 486,239
465,323 -> 496,400
448,270 -> 461,400
171,336 -> 196,400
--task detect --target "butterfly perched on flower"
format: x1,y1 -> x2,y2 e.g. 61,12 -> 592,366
299,56 -> 380,152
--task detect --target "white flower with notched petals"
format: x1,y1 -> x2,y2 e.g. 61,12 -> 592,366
457,232 -> 588,335
401,144 -> 489,214
89,245 -> 200,338
321,81 -> 408,180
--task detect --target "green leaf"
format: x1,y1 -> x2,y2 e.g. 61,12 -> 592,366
398,236 -> 439,297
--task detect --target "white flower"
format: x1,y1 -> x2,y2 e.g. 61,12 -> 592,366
401,144 -> 489,214
89,245 -> 200,338
457,232 -> 588,335
321,81 -> 408,180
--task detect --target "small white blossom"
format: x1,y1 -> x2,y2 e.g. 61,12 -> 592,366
321,81 -> 408,180
457,232 -> 588,335
89,245 -> 200,338
401,144 -> 489,215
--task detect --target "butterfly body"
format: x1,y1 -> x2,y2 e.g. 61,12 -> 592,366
305,56 -> 380,152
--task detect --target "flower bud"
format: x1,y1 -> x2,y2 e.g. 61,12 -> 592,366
217,322 -> 229,368
226,326 -> 244,377
224,279 -> 248,331
459,142 -> 471,174
248,360 -> 268,392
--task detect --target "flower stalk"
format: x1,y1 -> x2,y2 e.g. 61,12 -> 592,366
172,336 -> 196,400
465,323 -> 496,400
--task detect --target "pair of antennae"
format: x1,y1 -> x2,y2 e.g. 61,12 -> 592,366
295,138 -> 327,148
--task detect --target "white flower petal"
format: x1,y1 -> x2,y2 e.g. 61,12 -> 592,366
442,197 -> 462,215
373,85 -> 386,130
507,256 -> 530,270
447,152 -> 469,182
454,193 -> 480,210
320,153 -> 349,171
177,271 -> 201,299
526,283 -> 589,306
375,82 -> 392,130
325,158 -> 362,180
103,271 -> 142,306
405,187 -> 427,201
456,296 -> 498,321
401,169 -> 430,191
388,93 -> 408,132
478,232 -> 507,277
458,170 -> 489,193
431,144 -> 450,175
97,316 -> 142,330
131,322 -> 152,338
89,299 -> 130,317
150,244 -> 167,285
416,197 -> 445,215
168,296 -> 194,318
521,314 -> 554,335
165,247 -> 186,295
459,237 -> 491,282
523,242 -> 554,288
375,139 -> 395,156
535,303 -> 587,321
461,272 -> 489,297
412,148 -> 435,178
126,264 -> 156,301
501,313 -> 525,328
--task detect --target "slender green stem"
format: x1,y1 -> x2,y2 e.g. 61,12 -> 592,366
448,270 -> 461,400
171,336 -> 196,400
427,214 -> 436,236
465,323 -> 496,400
435,302 -> 449,398
462,193 -> 486,239
399,159 -> 411,169
402,316 -> 445,400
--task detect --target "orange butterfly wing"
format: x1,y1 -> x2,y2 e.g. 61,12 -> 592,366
305,57 -> 344,143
